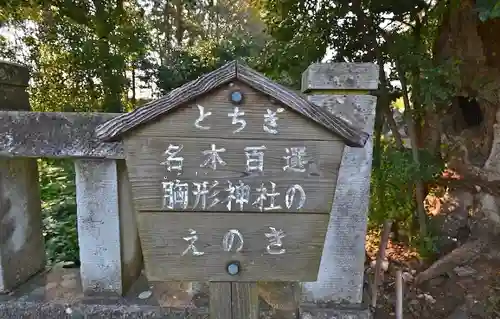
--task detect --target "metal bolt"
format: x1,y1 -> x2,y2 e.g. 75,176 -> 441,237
226,261 -> 240,276
229,90 -> 244,104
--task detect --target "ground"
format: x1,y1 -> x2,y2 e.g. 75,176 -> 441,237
365,230 -> 500,319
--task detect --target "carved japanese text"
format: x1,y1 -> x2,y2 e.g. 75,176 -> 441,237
263,108 -> 284,134
228,107 -> 246,133
161,180 -> 306,211
253,181 -> 282,212
244,145 -> 266,172
161,144 -> 184,173
222,229 -> 244,252
182,229 -> 205,256
160,143 -> 315,211
265,227 -> 287,255
283,146 -> 308,172
180,227 -> 288,256
194,104 -> 211,130
200,144 -> 227,170
162,180 -> 189,209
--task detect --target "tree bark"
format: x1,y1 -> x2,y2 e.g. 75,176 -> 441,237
396,60 -> 428,237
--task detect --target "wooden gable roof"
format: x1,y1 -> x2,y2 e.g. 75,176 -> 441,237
95,61 -> 369,147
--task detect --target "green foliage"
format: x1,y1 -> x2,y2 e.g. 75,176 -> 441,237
389,32 -> 461,113
253,0 -> 336,84
370,140 -> 444,223
155,35 -> 264,93
137,0 -> 270,95
0,0 -> 272,266
370,140 -> 444,256
413,232 -> 440,259
0,0 -> 474,263
3,0 -> 149,112
39,159 -> 79,265
256,0 -> 463,257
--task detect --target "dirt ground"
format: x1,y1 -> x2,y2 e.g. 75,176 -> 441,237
365,231 -> 500,319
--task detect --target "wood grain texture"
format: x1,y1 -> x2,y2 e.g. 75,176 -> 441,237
301,63 -> 379,91
137,212 -> 328,281
232,282 -> 258,319
124,137 -> 343,213
96,61 -> 368,147
95,61 -> 236,142
209,282 -> 231,319
258,282 -> 300,312
236,63 -> 368,147
124,82 -> 344,141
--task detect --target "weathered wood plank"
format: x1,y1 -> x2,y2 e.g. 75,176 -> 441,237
0,95 -> 378,159
232,282 -> 259,319
124,137 -> 343,213
301,63 -> 379,92
128,82 -> 344,141
96,61 -> 368,147
258,281 -> 300,313
137,212 -> 328,281
96,61 -> 237,142
0,111 -> 123,158
237,63 -> 369,147
209,282 -> 232,319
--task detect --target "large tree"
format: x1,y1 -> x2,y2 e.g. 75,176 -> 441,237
432,0 -> 500,232
3,0 -> 150,112
255,0 -> 451,235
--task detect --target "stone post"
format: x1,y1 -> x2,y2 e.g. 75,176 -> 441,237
0,61 -> 45,292
75,159 -> 143,295
300,63 -> 379,316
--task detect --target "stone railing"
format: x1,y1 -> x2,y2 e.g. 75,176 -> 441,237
0,61 -> 141,299
0,117 -> 142,296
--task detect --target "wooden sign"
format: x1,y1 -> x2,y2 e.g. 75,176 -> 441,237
96,61 -> 367,282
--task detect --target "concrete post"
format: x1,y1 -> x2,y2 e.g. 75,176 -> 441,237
0,61 -> 45,292
300,63 -> 379,315
75,159 -> 142,295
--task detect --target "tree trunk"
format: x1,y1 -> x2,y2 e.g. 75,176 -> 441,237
432,0 -> 500,237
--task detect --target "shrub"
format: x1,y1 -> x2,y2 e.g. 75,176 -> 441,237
39,159 -> 79,265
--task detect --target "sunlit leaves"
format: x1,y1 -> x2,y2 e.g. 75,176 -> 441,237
2,0 -> 150,112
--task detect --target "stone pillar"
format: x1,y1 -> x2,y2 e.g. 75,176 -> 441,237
300,63 -> 379,316
117,160 -> 143,292
0,61 -> 45,293
75,159 -> 142,295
